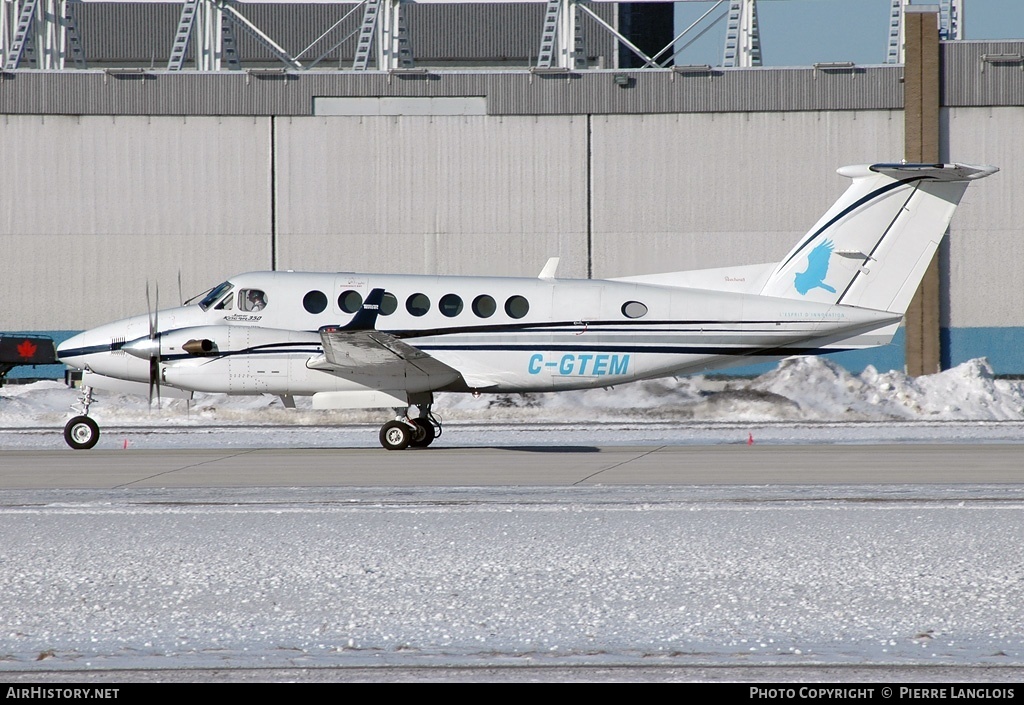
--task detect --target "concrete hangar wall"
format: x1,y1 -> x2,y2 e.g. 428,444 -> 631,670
1,41 -> 1023,374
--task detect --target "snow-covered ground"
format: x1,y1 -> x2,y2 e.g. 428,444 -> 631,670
1,485 -> 1022,681
3,356 -> 1024,450
3,356 -> 1024,435
2,357 -> 1023,682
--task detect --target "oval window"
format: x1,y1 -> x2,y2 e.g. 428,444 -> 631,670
621,301 -> 648,319
406,293 -> 430,317
439,294 -> 464,318
338,290 -> 363,314
380,292 -> 398,316
472,294 -> 496,318
303,290 -> 328,314
505,295 -> 529,319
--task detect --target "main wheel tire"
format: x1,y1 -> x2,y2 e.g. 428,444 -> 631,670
64,415 -> 100,450
409,418 -> 436,448
379,420 -> 412,450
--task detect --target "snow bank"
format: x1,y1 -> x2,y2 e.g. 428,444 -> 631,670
2,357 -> 1022,426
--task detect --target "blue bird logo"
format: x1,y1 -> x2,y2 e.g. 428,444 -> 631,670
794,239 -> 837,295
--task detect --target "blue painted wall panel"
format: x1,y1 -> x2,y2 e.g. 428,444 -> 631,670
944,327 -> 1024,376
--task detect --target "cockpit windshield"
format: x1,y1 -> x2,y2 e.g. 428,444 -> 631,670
198,281 -> 234,311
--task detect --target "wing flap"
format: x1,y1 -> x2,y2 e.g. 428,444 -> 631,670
318,328 -> 461,383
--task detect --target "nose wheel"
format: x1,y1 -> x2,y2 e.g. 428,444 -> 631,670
64,415 -> 100,450
63,385 -> 100,450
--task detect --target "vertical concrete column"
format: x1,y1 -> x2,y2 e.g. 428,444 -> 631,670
903,5 -> 941,376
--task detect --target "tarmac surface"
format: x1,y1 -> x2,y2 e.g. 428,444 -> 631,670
2,432 -> 1023,683
1,442 -> 1023,489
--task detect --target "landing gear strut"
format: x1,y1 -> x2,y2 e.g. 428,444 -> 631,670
64,386 -> 100,450
378,405 -> 442,450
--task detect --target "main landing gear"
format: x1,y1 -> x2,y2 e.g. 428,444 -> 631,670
64,386 -> 100,450
378,407 -> 442,450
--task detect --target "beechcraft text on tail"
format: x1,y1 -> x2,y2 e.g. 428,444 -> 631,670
56,162 -> 997,450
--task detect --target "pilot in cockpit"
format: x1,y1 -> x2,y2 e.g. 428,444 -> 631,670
243,289 -> 267,312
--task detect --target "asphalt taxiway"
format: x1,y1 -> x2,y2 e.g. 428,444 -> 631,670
1,443 -> 1022,489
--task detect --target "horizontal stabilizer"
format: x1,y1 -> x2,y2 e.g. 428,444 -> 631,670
864,163 -> 997,182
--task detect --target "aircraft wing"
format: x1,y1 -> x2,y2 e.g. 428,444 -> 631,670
317,328 -> 461,382
310,288 -> 462,386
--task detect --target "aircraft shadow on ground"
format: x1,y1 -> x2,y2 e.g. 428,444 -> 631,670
486,445 -> 601,453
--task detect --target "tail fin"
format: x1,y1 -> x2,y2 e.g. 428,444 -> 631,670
760,163 -> 997,314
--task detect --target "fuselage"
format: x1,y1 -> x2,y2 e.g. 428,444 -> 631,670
57,270 -> 901,399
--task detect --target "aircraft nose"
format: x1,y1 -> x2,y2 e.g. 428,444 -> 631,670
56,331 -> 90,367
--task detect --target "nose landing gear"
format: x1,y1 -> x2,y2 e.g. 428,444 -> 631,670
63,386 -> 99,450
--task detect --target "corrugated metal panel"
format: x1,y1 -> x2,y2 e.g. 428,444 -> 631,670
405,3 -> 616,63
0,107 -> 1012,331
944,105 -> 1024,328
73,3 -> 181,65
589,111 -> 905,278
941,41 -> 1024,107
0,67 -> 905,117
488,67 -> 904,114
406,4 -> 543,62
0,114 -> 272,329
274,115 -> 589,277
70,2 -> 614,67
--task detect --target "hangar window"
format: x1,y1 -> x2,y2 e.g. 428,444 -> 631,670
338,290 -> 363,314
505,295 -> 529,319
380,292 -> 398,316
303,290 -> 328,314
240,289 -> 268,312
439,294 -> 464,317
621,301 -> 648,319
472,294 -> 496,318
407,293 -> 430,317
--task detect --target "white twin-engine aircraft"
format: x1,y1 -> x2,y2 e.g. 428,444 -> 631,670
57,162 -> 996,450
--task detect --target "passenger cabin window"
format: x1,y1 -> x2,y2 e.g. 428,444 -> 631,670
303,290 -> 328,314
338,290 -> 363,314
621,301 -> 648,319
240,289 -> 268,312
472,295 -> 496,318
380,292 -> 398,316
439,294 -> 463,318
505,295 -> 529,319
407,293 -> 430,317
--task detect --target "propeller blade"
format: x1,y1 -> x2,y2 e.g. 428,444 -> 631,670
146,282 -> 154,406
153,283 -> 161,408
145,282 -> 162,409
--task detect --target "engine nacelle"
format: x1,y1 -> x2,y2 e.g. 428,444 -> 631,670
122,325 -> 321,361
